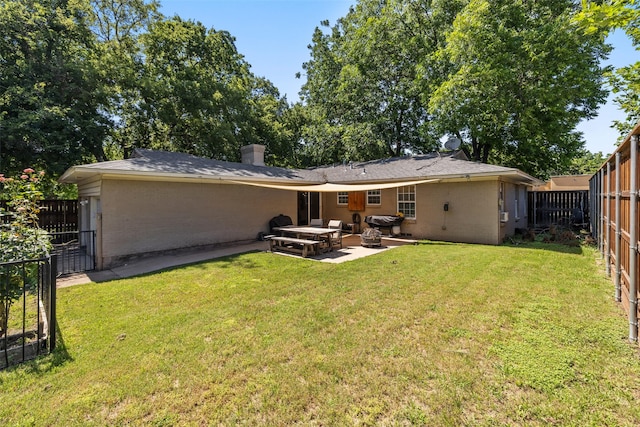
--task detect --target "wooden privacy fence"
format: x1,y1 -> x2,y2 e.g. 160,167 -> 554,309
2,200 -> 95,275
0,200 -> 77,233
591,121 -> 640,343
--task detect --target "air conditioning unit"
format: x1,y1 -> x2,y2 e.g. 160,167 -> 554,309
500,211 -> 509,222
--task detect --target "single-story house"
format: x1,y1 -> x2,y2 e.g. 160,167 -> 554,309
59,145 -> 541,269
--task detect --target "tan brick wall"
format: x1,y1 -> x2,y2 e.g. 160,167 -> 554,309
99,179 -> 296,267
322,180 -> 508,245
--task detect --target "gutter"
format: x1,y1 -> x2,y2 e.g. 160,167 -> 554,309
59,167 -> 323,186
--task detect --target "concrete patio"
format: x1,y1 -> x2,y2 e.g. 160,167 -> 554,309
272,233 -> 416,263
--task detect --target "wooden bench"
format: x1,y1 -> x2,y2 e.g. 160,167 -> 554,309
269,236 -> 320,258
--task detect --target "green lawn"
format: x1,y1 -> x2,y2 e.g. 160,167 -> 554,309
2,242 -> 640,426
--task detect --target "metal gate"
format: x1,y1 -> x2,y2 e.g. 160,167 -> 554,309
50,231 -> 96,275
1,255 -> 56,369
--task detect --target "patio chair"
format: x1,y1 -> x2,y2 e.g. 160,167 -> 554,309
310,218 -> 323,227
327,220 -> 343,249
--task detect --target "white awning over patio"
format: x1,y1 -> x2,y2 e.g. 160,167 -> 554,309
228,179 -> 439,192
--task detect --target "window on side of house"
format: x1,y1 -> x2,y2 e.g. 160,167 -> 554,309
367,189 -> 381,205
397,185 -> 416,219
337,191 -> 349,205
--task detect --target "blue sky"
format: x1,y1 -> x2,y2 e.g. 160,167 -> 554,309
160,0 -> 636,157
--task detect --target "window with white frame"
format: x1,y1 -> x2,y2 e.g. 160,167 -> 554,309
337,191 -> 349,205
397,185 -> 416,218
367,189 -> 381,205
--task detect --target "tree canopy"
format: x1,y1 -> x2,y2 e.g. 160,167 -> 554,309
429,0 -> 609,177
299,0 -> 465,165
577,0 -> 640,138
300,0 -> 610,177
0,0 -> 110,177
0,0 -> 295,179
94,2 -> 295,165
0,0 -> 620,181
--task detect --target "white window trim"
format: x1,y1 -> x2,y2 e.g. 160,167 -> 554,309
397,185 -> 416,219
337,191 -> 348,206
367,189 -> 381,205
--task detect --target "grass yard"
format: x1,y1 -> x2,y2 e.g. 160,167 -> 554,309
2,241 -> 640,425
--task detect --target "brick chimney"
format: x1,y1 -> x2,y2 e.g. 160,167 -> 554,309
240,144 -> 265,166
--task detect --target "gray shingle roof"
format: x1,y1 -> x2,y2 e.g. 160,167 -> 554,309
313,152 -> 536,183
60,149 -> 540,185
60,148 -> 321,183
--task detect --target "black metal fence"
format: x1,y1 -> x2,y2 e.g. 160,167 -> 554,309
1,255 -> 56,369
51,231 -> 96,275
527,190 -> 590,230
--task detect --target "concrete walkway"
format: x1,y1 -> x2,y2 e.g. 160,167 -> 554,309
57,235 -> 415,287
56,241 -> 270,288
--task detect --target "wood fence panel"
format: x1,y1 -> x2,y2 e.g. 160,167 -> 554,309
39,200 -> 78,233
592,123 -> 640,343
1,200 -> 77,233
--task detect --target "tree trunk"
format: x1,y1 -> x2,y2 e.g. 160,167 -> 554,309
481,143 -> 490,163
471,135 -> 481,162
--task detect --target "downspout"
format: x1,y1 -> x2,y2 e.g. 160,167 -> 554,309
533,192 -> 537,230
605,162 -> 611,277
629,134 -> 638,342
96,212 -> 103,271
615,153 -> 622,302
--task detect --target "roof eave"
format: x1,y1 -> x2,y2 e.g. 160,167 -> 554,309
59,167 -> 323,185
59,161 -> 543,187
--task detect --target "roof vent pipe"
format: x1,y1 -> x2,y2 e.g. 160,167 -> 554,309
241,144 -> 265,166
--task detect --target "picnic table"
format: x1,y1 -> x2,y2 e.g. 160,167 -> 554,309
271,226 -> 337,257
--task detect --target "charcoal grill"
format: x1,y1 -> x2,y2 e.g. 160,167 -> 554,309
364,215 -> 404,236
361,228 -> 382,247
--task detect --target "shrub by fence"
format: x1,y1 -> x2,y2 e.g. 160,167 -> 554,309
591,121 -> 640,343
2,200 -> 93,275
0,255 -> 56,369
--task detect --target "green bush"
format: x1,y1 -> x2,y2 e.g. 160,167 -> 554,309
0,168 -> 51,337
